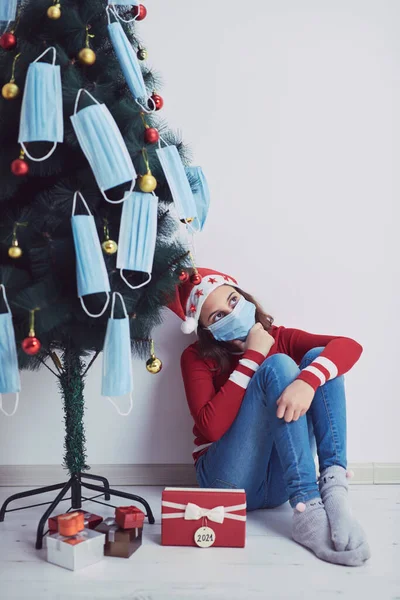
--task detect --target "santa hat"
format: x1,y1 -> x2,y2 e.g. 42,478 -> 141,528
168,268 -> 239,334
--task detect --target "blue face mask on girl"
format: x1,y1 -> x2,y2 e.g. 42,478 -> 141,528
207,295 -> 256,342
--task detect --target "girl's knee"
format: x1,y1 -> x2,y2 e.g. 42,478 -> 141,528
300,346 -> 325,367
261,353 -> 299,378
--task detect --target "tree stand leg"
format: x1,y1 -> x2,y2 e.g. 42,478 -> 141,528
0,347 -> 155,550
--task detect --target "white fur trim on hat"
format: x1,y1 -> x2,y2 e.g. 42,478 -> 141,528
181,317 -> 197,334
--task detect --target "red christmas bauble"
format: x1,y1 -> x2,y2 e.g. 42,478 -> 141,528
149,93 -> 164,111
132,4 -> 147,21
144,127 -> 160,144
0,32 -> 17,50
190,273 -> 202,286
178,270 -> 189,283
21,336 -> 42,355
11,158 -> 29,176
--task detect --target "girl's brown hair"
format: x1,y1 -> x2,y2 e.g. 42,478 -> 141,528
196,288 -> 274,373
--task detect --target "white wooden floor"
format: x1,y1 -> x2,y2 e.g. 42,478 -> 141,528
0,484 -> 399,600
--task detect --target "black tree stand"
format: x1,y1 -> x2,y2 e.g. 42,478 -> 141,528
0,346 -> 155,550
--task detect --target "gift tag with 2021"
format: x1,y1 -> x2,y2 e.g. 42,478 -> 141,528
194,526 -> 215,548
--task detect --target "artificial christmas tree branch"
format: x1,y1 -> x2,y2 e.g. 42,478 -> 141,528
36,355 -> 60,379
82,349 -> 100,377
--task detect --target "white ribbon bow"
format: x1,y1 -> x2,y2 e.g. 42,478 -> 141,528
184,502 -> 225,524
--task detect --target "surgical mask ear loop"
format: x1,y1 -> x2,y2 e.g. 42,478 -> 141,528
108,2 -> 140,24
0,284 -> 20,417
72,191 -> 110,318
104,292 -> 133,417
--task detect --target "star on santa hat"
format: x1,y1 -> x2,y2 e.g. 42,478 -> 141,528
208,277 -> 217,284
195,289 -> 204,297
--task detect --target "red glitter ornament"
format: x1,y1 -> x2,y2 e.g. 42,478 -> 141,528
148,93 -> 164,111
132,4 -> 147,21
190,272 -> 202,286
21,336 -> 41,356
11,158 -> 29,176
144,127 -> 160,144
178,270 -> 189,283
0,32 -> 17,51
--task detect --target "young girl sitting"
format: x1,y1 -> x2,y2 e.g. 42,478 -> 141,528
169,267 -> 371,566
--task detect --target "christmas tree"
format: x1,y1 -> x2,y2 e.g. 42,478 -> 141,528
0,0 -> 203,475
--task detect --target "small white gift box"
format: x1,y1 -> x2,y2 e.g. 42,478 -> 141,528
46,528 -> 105,571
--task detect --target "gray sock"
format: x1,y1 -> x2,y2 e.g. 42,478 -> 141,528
319,465 -> 369,552
292,497 -> 371,566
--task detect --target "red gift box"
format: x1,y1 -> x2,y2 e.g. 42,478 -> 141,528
48,511 -> 103,534
115,506 -> 145,529
161,487 -> 247,548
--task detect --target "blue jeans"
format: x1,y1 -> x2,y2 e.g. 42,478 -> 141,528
196,348 -> 347,510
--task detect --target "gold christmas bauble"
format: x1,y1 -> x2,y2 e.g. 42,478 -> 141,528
2,82 -> 19,100
47,4 -> 61,19
146,354 -> 163,374
139,171 -> 157,193
137,47 -> 148,61
78,47 -> 96,66
8,245 -> 22,259
102,239 -> 118,255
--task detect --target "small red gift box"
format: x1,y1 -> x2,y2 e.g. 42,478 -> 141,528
161,487 -> 247,548
48,511 -> 103,534
115,506 -> 145,529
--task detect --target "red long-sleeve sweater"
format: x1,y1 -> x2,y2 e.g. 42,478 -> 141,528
181,325 -> 363,464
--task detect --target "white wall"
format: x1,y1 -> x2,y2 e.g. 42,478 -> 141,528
1,0 -> 399,466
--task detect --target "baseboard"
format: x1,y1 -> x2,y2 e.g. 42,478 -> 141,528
0,464 -> 197,487
0,463 -> 399,487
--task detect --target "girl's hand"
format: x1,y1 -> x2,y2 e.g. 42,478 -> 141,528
232,323 -> 275,357
276,380 -> 315,422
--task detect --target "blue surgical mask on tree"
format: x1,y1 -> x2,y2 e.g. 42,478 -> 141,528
0,285 -> 21,417
71,192 -> 111,318
156,141 -> 200,231
70,89 -> 137,204
18,47 -> 64,162
185,166 -> 210,232
0,0 -> 17,23
117,191 -> 158,290
101,292 -> 133,416
107,8 -> 148,107
207,295 -> 256,342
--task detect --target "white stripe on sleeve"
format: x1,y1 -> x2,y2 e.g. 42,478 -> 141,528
312,356 -> 338,380
229,370 -> 251,389
238,358 -> 260,372
301,365 -> 326,385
